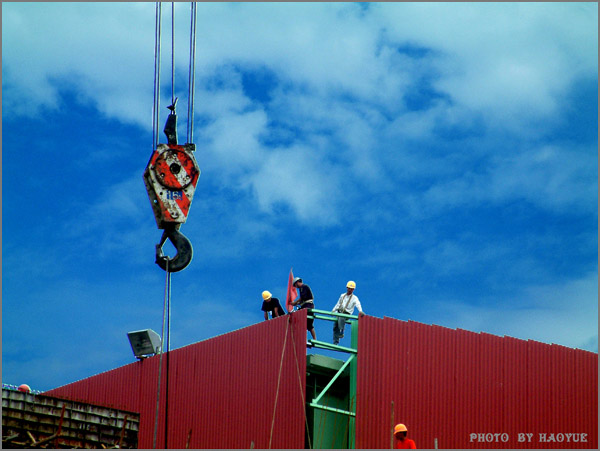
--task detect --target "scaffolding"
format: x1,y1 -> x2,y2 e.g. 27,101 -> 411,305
307,309 -> 359,449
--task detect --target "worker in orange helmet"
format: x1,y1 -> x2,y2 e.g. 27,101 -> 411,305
394,423 -> 416,449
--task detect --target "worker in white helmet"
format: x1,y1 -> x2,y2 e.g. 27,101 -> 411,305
261,291 -> 285,321
331,280 -> 365,345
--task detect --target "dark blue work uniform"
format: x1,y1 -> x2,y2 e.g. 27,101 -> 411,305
297,284 -> 315,330
261,297 -> 285,318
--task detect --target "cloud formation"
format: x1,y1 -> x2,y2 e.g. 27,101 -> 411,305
2,3 -> 597,391
3,2 -> 597,224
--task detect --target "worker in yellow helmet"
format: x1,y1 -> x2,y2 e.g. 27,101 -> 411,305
394,423 -> 416,449
261,291 -> 285,321
331,280 -> 365,345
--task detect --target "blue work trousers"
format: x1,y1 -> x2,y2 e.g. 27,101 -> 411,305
333,316 -> 348,345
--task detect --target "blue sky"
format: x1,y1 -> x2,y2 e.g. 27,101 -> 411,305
2,2 -> 597,392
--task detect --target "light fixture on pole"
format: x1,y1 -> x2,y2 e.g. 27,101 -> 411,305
127,329 -> 162,359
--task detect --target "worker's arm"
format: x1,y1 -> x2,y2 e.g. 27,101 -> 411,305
332,295 -> 343,312
264,311 -> 269,321
354,296 -> 366,317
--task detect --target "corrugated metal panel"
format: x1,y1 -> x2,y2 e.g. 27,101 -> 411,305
41,310 -> 597,449
356,316 -> 598,449
45,310 -> 308,449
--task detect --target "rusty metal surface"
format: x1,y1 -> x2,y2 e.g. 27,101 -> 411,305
355,316 -> 598,449
45,310 -> 308,449
2,388 -> 139,448
143,143 -> 200,229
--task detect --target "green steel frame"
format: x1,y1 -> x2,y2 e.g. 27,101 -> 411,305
307,309 -> 359,448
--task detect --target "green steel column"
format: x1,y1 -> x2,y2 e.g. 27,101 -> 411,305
349,319 -> 358,449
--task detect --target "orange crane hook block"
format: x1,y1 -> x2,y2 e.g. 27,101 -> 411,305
143,104 -> 200,272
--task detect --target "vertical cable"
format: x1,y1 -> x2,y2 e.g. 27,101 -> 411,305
152,2 -> 162,150
164,268 -> 171,448
187,2 -> 197,143
153,258 -> 169,449
171,2 -> 175,107
152,2 -> 157,150
157,2 -> 163,148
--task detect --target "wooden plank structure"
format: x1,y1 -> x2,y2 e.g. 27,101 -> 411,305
2,388 -> 139,449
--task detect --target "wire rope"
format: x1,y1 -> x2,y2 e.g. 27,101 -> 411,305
187,2 -> 197,143
151,3 -> 164,446
152,2 -> 162,150
164,266 -> 172,448
171,2 -> 175,107
150,4 -> 196,446
153,258 -> 169,449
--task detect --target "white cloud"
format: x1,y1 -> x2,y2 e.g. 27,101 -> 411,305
249,145 -> 342,224
418,142 -> 597,215
424,271 -> 598,352
2,3 -> 155,124
2,2 -> 597,227
371,2 -> 598,130
489,144 -> 598,211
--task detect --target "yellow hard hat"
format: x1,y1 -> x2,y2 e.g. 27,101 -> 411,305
394,423 -> 408,434
262,290 -> 272,300
347,281 -> 356,289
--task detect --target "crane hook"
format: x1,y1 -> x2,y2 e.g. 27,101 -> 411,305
155,225 -> 193,272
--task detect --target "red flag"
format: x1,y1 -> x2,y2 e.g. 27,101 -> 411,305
286,268 -> 297,313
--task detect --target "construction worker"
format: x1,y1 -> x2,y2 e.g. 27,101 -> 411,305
394,423 -> 416,449
331,281 -> 365,345
291,277 -> 317,342
261,291 -> 285,321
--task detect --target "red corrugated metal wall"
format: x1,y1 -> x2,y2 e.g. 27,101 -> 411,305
45,310 -> 308,449
355,316 -> 598,449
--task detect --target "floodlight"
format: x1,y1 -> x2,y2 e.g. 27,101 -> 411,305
127,329 -> 162,359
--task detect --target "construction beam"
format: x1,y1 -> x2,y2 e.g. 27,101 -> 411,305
310,314 -> 351,324
309,339 -> 357,354
312,354 -> 356,406
309,403 -> 356,417
309,308 -> 358,320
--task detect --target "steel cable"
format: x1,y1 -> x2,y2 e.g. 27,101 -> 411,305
171,2 -> 175,107
152,2 -> 162,150
153,258 -> 169,449
187,2 -> 197,143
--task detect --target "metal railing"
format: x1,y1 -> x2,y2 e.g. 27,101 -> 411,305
306,308 -> 358,417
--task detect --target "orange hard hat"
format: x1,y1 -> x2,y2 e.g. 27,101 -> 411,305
394,423 -> 408,434
18,384 -> 31,393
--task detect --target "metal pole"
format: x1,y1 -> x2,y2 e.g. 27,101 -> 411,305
390,401 -> 395,450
